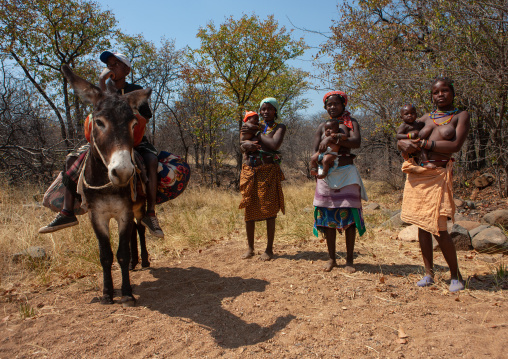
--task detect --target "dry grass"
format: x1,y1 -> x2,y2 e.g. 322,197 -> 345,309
0,177 -> 506,296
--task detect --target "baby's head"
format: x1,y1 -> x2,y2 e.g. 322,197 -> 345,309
324,120 -> 341,135
400,104 -> 417,124
243,111 -> 259,126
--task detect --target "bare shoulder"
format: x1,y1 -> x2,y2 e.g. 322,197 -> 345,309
457,109 -> 470,121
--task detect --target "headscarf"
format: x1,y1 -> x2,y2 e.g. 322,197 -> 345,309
259,97 -> 279,114
323,91 -> 353,130
243,111 -> 258,123
323,91 -> 348,107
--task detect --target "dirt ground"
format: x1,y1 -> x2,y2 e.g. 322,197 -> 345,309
1,232 -> 507,359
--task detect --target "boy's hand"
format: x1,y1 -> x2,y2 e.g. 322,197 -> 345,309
99,68 -> 115,81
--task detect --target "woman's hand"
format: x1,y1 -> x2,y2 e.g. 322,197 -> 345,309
397,139 -> 421,153
240,141 -> 260,152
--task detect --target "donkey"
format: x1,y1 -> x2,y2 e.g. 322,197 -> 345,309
61,65 -> 151,306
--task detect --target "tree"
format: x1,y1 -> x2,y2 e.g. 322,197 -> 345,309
115,34 -> 184,144
194,14 -> 307,168
0,0 -> 116,148
321,0 -> 508,195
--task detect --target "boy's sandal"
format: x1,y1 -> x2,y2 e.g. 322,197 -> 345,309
416,275 -> 435,287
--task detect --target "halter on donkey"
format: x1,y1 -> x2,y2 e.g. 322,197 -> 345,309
61,65 -> 151,306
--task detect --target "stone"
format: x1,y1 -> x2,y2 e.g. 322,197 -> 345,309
12,246 -> 48,263
473,173 -> 495,188
472,227 -> 508,252
381,211 -> 410,229
364,202 -> 380,211
432,224 -> 472,251
455,220 -> 482,231
397,225 -> 419,242
464,201 -> 476,209
483,209 -> 508,227
469,225 -> 491,238
453,198 -> 464,207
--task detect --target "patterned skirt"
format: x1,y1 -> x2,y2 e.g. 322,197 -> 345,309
314,207 -> 366,236
239,163 -> 285,222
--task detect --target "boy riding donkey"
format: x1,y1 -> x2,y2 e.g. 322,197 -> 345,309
39,52 -> 164,238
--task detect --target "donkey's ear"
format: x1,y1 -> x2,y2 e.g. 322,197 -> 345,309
61,65 -> 103,105
124,88 -> 152,111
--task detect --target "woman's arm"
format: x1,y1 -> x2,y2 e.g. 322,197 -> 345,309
240,140 -> 260,153
397,139 -> 421,153
336,118 -> 361,149
257,124 -> 287,151
313,123 -> 325,152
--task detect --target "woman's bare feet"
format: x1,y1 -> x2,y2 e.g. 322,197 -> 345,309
242,249 -> 254,259
323,259 -> 338,272
259,251 -> 273,261
344,262 -> 356,273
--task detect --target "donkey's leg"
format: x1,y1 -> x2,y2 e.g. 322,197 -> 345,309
90,214 -> 114,304
138,224 -> 150,268
129,223 -> 139,271
117,215 -> 135,306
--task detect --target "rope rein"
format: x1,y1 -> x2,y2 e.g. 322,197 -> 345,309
76,114 -> 138,209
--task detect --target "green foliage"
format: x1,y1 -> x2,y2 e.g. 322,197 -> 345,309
322,0 -> 508,195
0,0 -> 117,144
194,14 -> 308,125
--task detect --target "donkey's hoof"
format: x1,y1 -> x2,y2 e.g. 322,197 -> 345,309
100,295 -> 114,305
121,296 -> 136,307
141,261 -> 150,268
129,262 -> 138,271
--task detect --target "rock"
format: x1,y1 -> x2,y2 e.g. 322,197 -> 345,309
472,227 -> 508,252
450,224 -> 473,250
471,188 -> 480,201
381,211 -> 410,229
469,225 -> 491,238
473,173 -> 495,188
12,246 -> 48,263
397,225 -> 419,242
454,198 -> 464,207
483,209 -> 508,227
454,213 -> 469,222
433,224 -> 472,251
455,220 -> 482,231
464,201 -> 476,209
364,202 -> 380,211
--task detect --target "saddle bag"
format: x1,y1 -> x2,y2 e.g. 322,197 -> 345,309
156,151 -> 191,204
42,172 -> 88,215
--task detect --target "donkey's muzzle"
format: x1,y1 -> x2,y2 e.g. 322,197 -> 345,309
108,150 -> 135,187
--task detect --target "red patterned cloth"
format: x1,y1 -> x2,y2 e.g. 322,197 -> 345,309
337,111 -> 354,130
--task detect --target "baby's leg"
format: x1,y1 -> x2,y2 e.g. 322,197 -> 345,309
421,149 -> 436,169
310,152 -> 320,176
317,154 -> 334,179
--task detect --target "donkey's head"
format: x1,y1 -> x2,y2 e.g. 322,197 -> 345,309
61,65 -> 151,187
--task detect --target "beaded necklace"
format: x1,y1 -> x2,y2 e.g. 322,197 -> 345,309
430,108 -> 458,126
263,121 -> 278,134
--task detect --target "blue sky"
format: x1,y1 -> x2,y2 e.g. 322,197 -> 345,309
97,0 -> 341,116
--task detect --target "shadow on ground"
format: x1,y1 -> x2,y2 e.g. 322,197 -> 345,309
134,266 -> 295,348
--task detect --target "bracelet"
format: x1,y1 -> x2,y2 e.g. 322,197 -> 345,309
255,131 -> 262,137
430,140 -> 435,150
